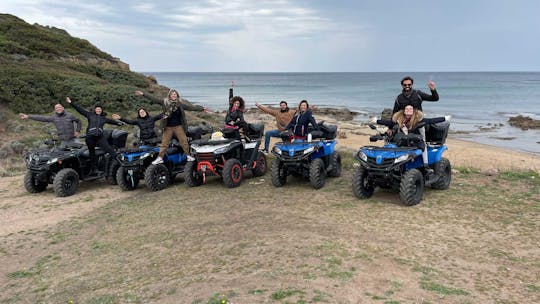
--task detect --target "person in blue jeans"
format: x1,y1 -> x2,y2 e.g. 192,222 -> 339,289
255,101 -> 296,152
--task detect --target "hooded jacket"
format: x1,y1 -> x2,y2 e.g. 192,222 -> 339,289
120,109 -> 163,140
70,102 -> 122,136
28,111 -> 82,141
142,89 -> 204,129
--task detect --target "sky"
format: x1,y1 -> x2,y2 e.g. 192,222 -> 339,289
1,0 -> 539,72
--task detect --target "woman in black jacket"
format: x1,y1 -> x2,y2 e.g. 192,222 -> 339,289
286,100 -> 316,140
112,108 -> 163,145
66,97 -> 123,173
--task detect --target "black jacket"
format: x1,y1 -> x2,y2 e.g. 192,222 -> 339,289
70,102 -> 122,136
120,114 -> 163,140
225,109 -> 245,127
286,110 -> 317,137
392,89 -> 439,114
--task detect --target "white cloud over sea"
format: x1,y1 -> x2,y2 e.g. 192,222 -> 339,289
1,0 -> 539,72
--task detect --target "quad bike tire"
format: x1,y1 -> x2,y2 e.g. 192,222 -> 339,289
223,158 -> 243,188
399,168 -> 424,206
431,157 -> 452,190
328,151 -> 342,177
252,152 -> 267,177
271,159 -> 287,187
53,168 -> 79,197
144,164 -> 170,191
105,160 -> 120,185
23,171 -> 48,193
116,167 -> 139,191
309,158 -> 326,189
184,161 -> 203,187
352,166 -> 375,199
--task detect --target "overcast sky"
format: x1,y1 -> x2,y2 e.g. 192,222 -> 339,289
2,0 -> 539,72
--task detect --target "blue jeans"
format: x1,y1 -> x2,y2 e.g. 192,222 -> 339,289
264,129 -> 282,150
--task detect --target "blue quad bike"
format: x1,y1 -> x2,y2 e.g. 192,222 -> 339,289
24,129 -> 128,197
185,123 -> 267,188
352,121 -> 452,206
115,125 -> 211,191
271,122 -> 342,189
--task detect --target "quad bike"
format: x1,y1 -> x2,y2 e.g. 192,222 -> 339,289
24,129 -> 128,197
352,121 -> 452,206
116,125 -> 211,191
271,122 -> 342,189
185,123 -> 267,188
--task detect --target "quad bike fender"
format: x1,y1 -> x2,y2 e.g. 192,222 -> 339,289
427,145 -> 448,165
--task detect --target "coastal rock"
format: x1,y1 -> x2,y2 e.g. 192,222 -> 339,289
313,107 -> 358,121
508,115 -> 540,130
381,108 -> 393,120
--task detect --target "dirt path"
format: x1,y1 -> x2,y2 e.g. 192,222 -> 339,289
0,176 -> 134,236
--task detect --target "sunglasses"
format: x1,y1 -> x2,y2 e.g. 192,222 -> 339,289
402,83 -> 412,87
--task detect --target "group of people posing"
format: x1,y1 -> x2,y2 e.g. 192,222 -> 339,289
19,76 -> 448,174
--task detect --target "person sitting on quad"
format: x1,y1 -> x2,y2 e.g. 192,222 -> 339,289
112,108 -> 163,145
373,104 -> 450,175
19,103 -> 82,149
224,96 -> 247,138
286,100 -> 317,141
134,89 -> 207,165
255,100 -> 296,153
66,96 -> 123,174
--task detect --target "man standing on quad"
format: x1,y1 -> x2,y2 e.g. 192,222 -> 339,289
19,103 -> 82,149
255,100 -> 296,153
392,76 -> 439,114
134,89 -> 207,165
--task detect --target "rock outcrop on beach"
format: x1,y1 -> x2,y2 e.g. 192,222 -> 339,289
508,115 -> 540,130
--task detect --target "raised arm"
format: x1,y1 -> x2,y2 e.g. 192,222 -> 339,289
182,101 -> 204,112
135,90 -> 163,105
419,89 -> 439,102
255,103 -> 278,116
105,117 -> 124,126
151,113 -> 164,122
25,114 -> 54,123
66,97 -> 90,118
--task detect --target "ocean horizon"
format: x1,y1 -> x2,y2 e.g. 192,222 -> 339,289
143,72 -> 540,155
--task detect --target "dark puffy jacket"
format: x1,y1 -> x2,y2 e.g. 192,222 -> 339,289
225,109 -> 245,127
392,89 -> 439,114
120,114 -> 163,140
70,102 -> 122,136
286,110 -> 317,137
28,111 -> 82,141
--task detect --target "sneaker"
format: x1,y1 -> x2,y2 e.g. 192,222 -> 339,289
152,156 -> 163,165
187,155 -> 195,162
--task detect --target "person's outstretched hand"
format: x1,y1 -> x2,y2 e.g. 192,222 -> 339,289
135,90 -> 144,96
428,81 -> 436,91
19,113 -> 29,119
66,96 -> 72,104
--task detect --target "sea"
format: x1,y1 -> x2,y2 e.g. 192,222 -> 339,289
144,72 -> 540,155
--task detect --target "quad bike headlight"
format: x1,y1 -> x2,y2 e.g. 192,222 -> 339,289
394,154 -> 410,164
357,151 -> 367,162
214,146 -> 229,154
303,146 -> 315,154
47,157 -> 59,165
273,146 -> 282,155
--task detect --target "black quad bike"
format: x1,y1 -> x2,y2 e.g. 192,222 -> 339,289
23,129 -> 128,197
185,123 -> 267,188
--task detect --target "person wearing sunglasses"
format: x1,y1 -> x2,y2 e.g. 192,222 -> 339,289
392,76 -> 439,115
